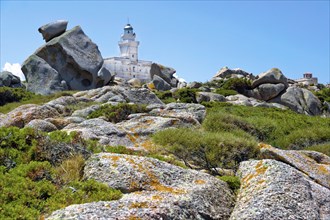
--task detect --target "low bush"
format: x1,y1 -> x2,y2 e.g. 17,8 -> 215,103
0,87 -> 34,106
173,88 -> 198,103
0,127 -> 122,219
204,104 -> 330,150
214,88 -> 238,96
154,91 -> 176,104
221,78 -> 252,93
218,175 -> 241,193
314,87 -> 330,103
152,128 -> 258,173
88,103 -> 148,123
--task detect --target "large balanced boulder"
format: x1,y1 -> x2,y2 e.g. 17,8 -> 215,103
230,159 -> 330,220
47,153 -> 235,219
0,71 -> 23,88
38,20 -> 68,42
252,68 -> 288,89
22,24 -> 113,95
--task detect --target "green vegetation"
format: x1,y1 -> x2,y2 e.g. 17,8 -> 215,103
152,103 -> 330,177
214,88 -> 238,96
0,127 -> 122,219
218,175 -> 241,193
0,87 -> 34,106
152,128 -> 258,173
154,90 -> 176,104
88,103 -> 148,123
204,104 -> 330,151
0,87 -> 76,113
314,87 -> 330,103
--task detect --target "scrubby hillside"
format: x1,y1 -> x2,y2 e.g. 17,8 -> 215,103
0,85 -> 329,219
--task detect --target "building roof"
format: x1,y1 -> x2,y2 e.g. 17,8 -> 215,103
124,24 -> 133,30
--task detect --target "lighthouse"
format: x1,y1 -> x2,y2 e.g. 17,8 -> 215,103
118,23 -> 139,63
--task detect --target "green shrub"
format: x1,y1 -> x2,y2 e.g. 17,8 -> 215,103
0,87 -> 34,106
218,175 -> 241,193
173,88 -> 198,103
314,87 -> 330,103
221,78 -> 252,93
152,128 -> 258,173
204,104 -> 330,150
0,126 -> 122,219
88,103 -> 148,123
154,91 -> 176,104
214,89 -> 238,96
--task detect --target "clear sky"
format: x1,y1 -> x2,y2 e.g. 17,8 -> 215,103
1,1 -> 329,84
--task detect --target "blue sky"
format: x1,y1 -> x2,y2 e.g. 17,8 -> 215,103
1,1 -> 329,83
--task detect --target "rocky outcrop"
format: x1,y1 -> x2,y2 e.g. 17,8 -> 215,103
230,159 -> 330,220
63,118 -> 133,147
0,104 -> 61,128
0,71 -> 23,88
251,68 -> 288,89
152,75 -> 172,91
47,153 -> 235,219
148,63 -> 181,90
38,20 -> 68,42
73,86 -> 163,105
226,94 -> 288,110
196,92 -> 226,103
213,67 -> 251,80
26,119 -> 58,132
247,83 -> 286,101
260,144 -> 330,189
149,103 -> 206,124
274,87 -> 322,115
22,23 -> 113,95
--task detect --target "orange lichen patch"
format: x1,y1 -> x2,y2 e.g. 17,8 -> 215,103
150,182 -> 185,194
194,179 -> 206,185
130,201 -> 149,209
128,215 -> 142,220
258,143 -> 272,149
241,161 -> 268,189
152,194 -> 163,201
317,164 -> 329,175
141,140 -> 155,151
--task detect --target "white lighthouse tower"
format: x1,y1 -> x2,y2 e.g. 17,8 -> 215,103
118,23 -> 139,63
104,22 -> 152,83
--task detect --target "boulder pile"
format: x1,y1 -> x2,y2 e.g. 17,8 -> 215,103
21,20 -> 113,95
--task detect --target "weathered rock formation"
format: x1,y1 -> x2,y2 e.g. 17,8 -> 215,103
0,71 -> 23,88
231,144 -> 330,220
149,63 -> 178,91
38,20 -> 68,42
213,66 -> 252,80
47,153 -> 235,219
22,22 -> 113,95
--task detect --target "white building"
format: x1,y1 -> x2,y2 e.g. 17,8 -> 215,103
104,23 -> 152,83
296,73 -> 318,86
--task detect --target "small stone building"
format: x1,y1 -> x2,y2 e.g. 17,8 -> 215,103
296,73 -> 318,86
